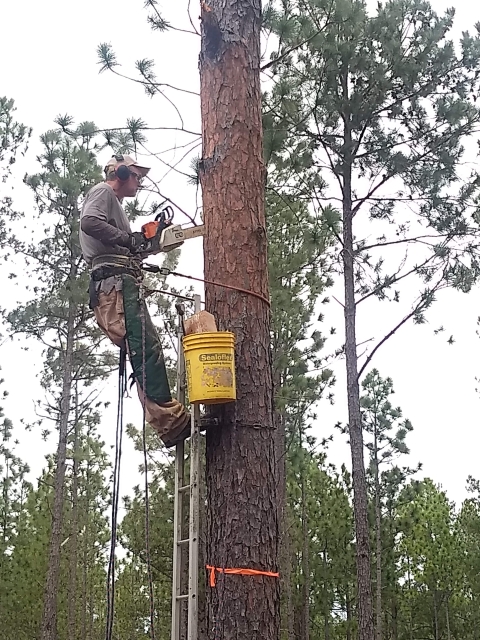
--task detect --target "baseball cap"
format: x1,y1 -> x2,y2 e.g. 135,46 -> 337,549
104,154 -> 151,178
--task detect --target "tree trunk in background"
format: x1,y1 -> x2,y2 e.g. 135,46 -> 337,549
199,1 -> 279,638
301,462 -> 310,640
433,592 -> 439,640
346,585 -> 353,640
374,427 -> 382,640
446,598 -> 451,640
275,389 -> 294,640
323,551 -> 331,640
68,393 -> 80,640
342,85 -> 374,639
81,439 -> 91,640
40,301 -> 75,640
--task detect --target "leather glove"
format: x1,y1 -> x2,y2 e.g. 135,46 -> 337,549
128,231 -> 146,254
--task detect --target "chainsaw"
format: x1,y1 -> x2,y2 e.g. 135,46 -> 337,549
139,205 -> 205,255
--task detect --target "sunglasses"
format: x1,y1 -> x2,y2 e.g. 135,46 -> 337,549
130,170 -> 143,183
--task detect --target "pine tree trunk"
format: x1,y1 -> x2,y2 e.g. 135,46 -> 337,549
81,439 -> 91,640
342,88 -> 374,639
40,301 -> 76,640
301,465 -> 310,640
374,431 -> 382,640
346,586 -> 353,640
275,402 -> 294,640
391,595 -> 398,640
323,552 -> 330,640
446,598 -> 451,640
199,2 -> 279,639
81,528 -> 88,640
433,592 -> 439,640
68,395 -> 80,640
285,527 -> 295,640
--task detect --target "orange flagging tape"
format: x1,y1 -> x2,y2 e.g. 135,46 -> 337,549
206,565 -> 279,587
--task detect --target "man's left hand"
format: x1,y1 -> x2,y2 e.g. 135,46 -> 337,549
128,231 -> 146,254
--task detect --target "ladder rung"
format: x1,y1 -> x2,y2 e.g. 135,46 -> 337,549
176,594 -> 188,601
178,484 -> 190,494
178,538 -> 189,546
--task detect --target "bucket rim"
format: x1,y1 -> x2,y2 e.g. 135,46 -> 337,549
183,331 -> 235,340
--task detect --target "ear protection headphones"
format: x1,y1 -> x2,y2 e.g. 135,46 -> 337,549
113,154 -> 132,182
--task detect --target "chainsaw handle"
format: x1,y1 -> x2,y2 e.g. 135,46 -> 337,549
155,205 -> 174,224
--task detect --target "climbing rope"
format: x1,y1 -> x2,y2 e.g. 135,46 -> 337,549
105,348 -> 126,640
139,281 -> 157,640
105,281 -> 157,640
143,266 -> 271,308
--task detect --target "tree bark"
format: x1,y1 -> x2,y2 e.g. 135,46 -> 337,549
68,390 -> 80,640
323,552 -> 330,640
446,597 -> 451,640
301,460 -> 310,640
274,387 -> 294,640
199,2 -> 279,639
374,425 -> 382,640
81,434 -> 91,640
346,585 -> 353,640
342,103 -> 375,638
40,300 -> 76,640
433,592 -> 439,640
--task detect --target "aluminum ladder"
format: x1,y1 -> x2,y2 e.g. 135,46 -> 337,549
171,294 -> 201,640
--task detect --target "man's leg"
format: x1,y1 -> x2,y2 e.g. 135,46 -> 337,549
93,284 -> 190,447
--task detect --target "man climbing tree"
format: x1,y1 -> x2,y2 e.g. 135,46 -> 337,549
199,2 -> 280,639
79,154 -> 190,447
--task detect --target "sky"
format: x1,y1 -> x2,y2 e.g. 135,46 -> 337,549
1,0 -> 479,510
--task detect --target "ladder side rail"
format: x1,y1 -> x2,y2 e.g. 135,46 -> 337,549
187,295 -> 202,640
171,309 -> 187,640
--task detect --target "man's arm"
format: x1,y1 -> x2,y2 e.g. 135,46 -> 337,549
81,216 -> 130,246
81,187 -> 130,247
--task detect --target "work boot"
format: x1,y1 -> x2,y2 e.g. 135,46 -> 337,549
144,398 -> 191,448
160,414 -> 192,448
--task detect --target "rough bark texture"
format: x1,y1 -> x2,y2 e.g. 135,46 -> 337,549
68,397 -> 80,640
40,301 -> 75,640
275,409 -> 295,640
342,141 -> 375,639
346,586 -> 353,640
81,456 -> 90,640
199,1 -> 279,639
374,430 -> 382,640
323,551 -> 331,640
301,461 -> 310,640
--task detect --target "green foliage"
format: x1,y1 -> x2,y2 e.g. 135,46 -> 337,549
361,369 -> 419,478
0,97 -> 31,179
264,0 -> 480,319
268,190 -> 336,429
264,4 -> 480,635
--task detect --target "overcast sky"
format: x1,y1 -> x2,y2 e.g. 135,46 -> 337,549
1,0 -> 479,508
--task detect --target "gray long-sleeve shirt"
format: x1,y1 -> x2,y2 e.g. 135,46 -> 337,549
80,182 -> 131,266
80,182 -> 132,294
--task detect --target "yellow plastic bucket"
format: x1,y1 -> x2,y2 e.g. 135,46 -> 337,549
183,332 -> 236,405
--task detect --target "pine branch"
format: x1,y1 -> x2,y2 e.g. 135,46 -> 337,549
261,27 -> 329,72
356,253 -> 439,305
358,281 -> 445,379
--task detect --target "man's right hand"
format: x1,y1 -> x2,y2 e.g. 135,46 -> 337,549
128,231 -> 146,253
